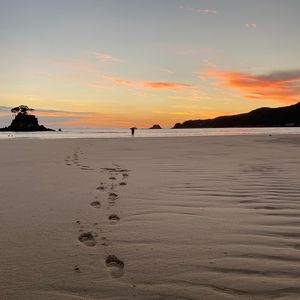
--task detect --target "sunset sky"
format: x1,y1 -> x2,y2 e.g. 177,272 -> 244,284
1,0 -> 300,128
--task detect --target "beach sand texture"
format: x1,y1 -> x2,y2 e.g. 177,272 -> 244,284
0,135 -> 300,300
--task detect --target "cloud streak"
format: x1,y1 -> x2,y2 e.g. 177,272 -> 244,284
94,52 -> 123,63
202,68 -> 300,103
0,106 -> 134,128
180,6 -> 218,14
246,23 -> 257,29
48,58 -> 98,73
102,76 -> 193,91
168,89 -> 210,102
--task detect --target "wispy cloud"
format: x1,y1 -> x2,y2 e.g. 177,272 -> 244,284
144,82 -> 191,90
168,88 -> 210,102
246,23 -> 257,29
63,113 -> 134,127
152,109 -> 229,120
180,6 -> 218,14
202,59 -> 217,68
0,106 -> 11,112
160,69 -> 174,74
100,76 -> 193,91
94,52 -> 123,63
0,106 -> 94,127
48,58 -> 98,73
0,106 -> 134,128
153,110 -> 195,116
175,47 -> 223,57
201,68 -> 300,103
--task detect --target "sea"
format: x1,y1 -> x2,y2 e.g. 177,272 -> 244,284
1,127 -> 300,139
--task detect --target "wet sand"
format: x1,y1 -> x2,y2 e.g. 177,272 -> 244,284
0,135 -> 300,299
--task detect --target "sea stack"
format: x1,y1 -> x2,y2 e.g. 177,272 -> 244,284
0,105 -> 54,131
149,124 -> 162,129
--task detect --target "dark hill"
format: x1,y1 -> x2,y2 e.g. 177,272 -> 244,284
173,102 -> 300,128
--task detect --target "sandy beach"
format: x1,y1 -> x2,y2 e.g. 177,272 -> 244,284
1,135 -> 300,300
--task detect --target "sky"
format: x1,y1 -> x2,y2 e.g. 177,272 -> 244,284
1,0 -> 300,128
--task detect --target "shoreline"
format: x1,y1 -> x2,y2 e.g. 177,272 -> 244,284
0,132 -> 300,141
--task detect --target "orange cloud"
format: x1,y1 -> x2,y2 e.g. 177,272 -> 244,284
104,76 -> 192,90
202,68 -> 300,103
144,82 -> 191,89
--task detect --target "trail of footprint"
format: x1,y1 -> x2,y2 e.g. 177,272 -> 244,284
105,255 -> 125,278
65,146 -> 95,171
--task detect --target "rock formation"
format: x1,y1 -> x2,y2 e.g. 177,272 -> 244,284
149,124 -> 162,129
0,105 -> 54,131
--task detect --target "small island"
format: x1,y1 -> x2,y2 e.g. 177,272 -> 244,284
149,124 -> 162,129
0,105 -> 54,132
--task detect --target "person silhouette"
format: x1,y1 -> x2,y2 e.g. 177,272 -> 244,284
130,127 -> 136,136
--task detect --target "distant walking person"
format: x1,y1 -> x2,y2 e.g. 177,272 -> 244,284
130,127 -> 137,136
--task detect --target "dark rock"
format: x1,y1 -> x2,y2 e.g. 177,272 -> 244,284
0,106 -> 54,132
149,124 -> 162,129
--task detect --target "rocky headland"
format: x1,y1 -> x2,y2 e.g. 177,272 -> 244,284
174,102 -> 300,128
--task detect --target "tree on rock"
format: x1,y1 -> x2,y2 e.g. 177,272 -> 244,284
11,105 -> 34,115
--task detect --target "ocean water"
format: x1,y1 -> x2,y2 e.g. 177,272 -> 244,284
1,127 -> 300,139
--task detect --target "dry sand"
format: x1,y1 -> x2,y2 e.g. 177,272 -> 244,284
0,135 -> 300,300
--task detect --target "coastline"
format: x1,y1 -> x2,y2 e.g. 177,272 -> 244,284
1,135 -> 300,299
1,127 -> 300,140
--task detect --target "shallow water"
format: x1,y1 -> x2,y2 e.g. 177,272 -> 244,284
1,127 -> 300,139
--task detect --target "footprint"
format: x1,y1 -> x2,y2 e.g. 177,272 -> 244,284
81,167 -> 93,171
108,214 -> 120,224
96,185 -> 105,191
119,182 -> 127,186
90,201 -> 101,208
101,237 -> 109,246
105,255 -> 125,278
109,192 -> 119,200
74,265 -> 81,273
78,232 -> 96,247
